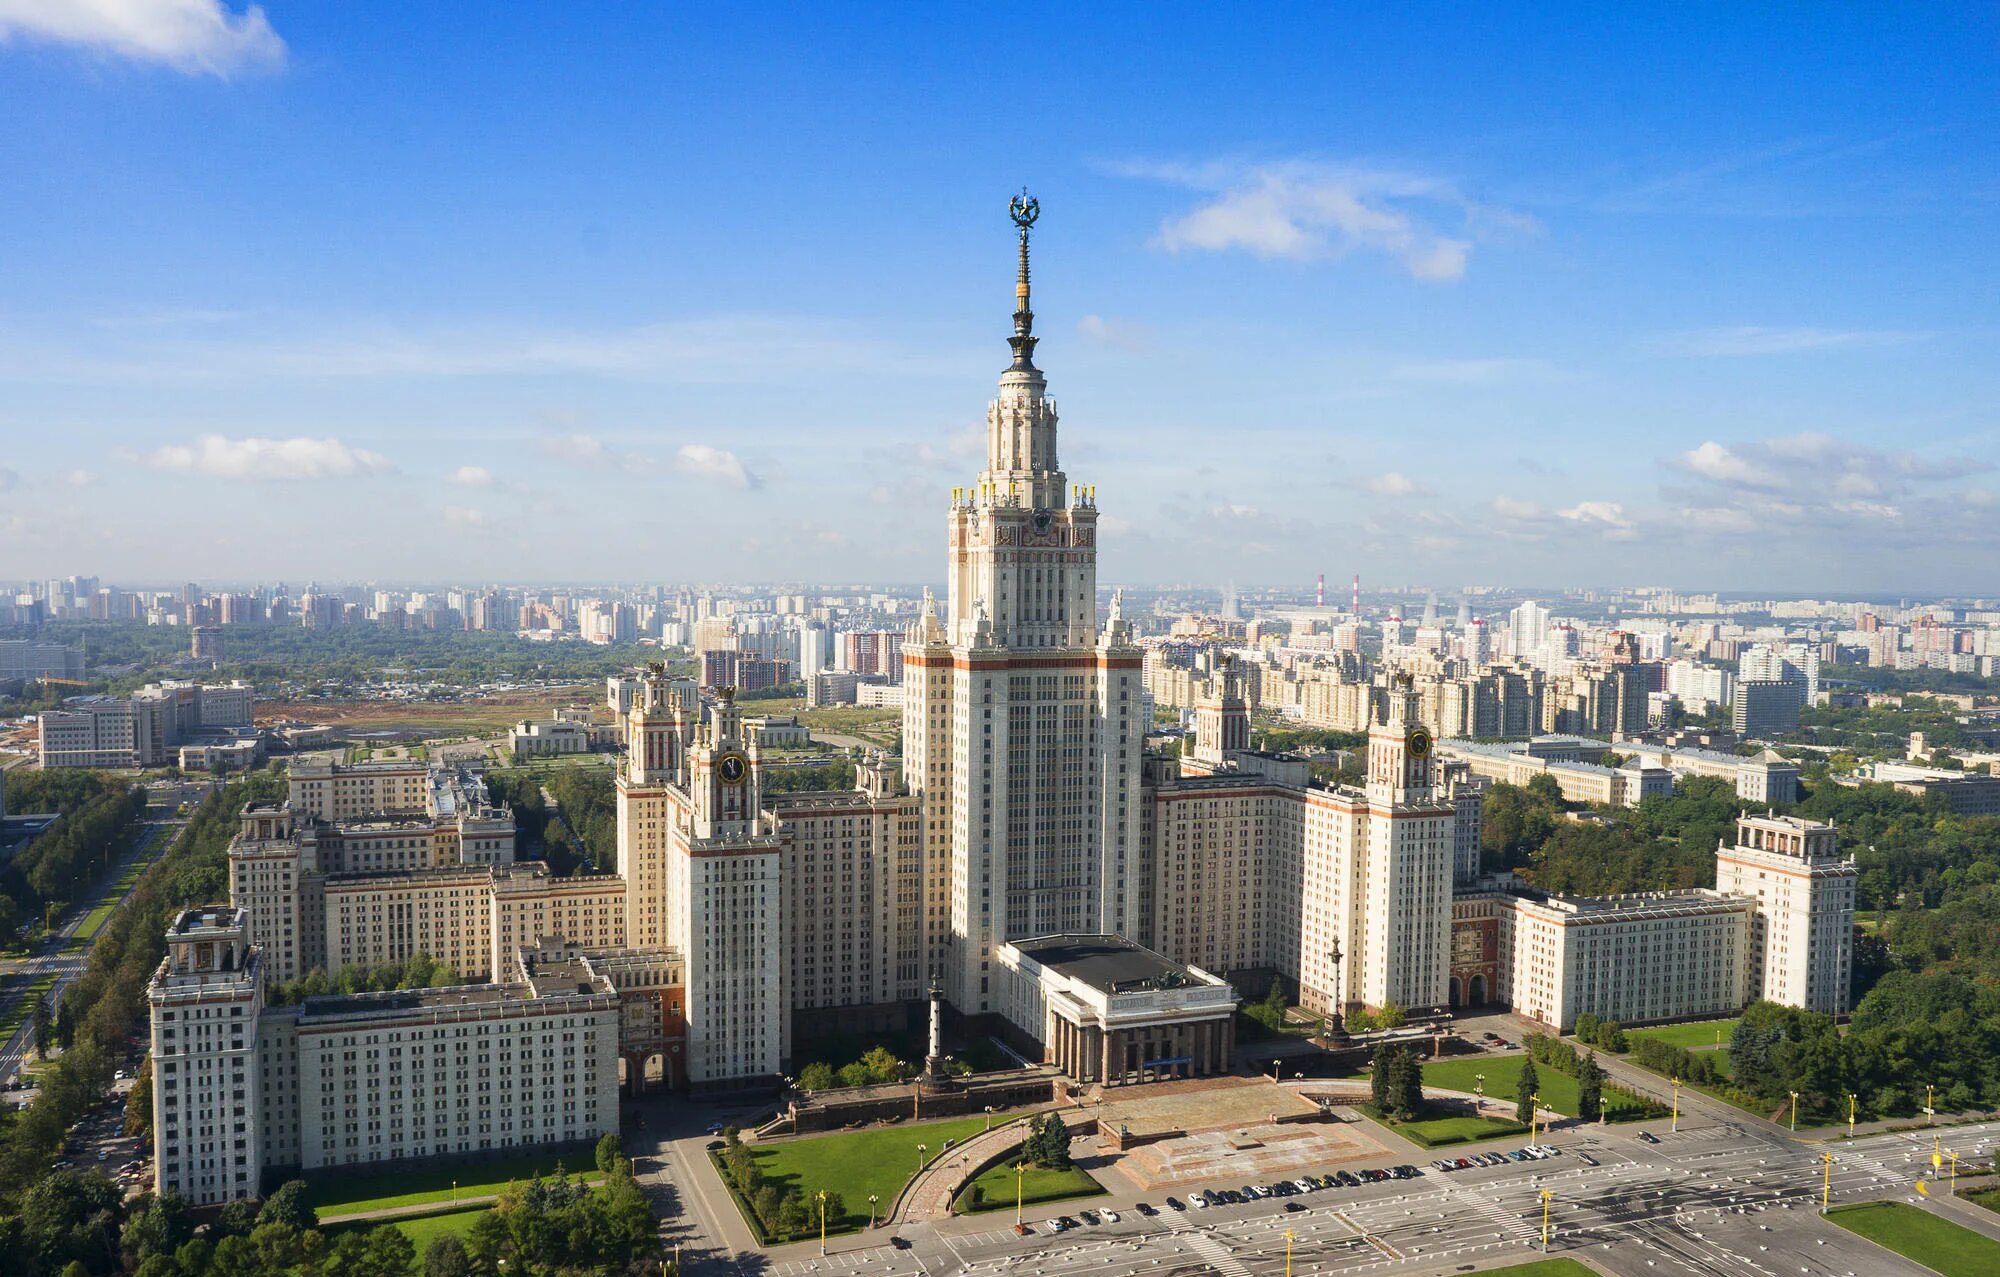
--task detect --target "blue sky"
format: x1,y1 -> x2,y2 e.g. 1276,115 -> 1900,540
1,4 -> 1996,592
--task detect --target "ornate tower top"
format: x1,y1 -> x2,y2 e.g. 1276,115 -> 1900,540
1007,188 -> 1040,371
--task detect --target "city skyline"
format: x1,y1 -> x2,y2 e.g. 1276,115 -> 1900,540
2,6 -> 1996,591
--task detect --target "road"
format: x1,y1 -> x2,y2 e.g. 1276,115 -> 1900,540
0,802 -> 190,1087
631,1080 -> 2000,1277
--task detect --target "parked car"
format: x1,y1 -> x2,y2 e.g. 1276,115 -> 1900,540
1100,1210 -> 1120,1224
1078,1209 -> 1101,1225
1164,1197 -> 1185,1212
1285,1201 -> 1307,1213
1189,1193 -> 1207,1208
1638,1130 -> 1662,1144
1047,1218 -> 1068,1233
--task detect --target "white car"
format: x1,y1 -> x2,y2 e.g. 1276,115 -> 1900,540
1191,1192 -> 1209,1208
1100,1210 -> 1120,1223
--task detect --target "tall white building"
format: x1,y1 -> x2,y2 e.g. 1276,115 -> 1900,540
901,193 -> 1147,1014
148,907 -> 266,1205
1714,815 -> 1856,1015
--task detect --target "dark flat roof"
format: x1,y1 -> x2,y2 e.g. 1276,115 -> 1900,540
1013,935 -> 1194,994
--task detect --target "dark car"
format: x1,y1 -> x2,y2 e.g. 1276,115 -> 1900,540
1057,1215 -> 1080,1230
1078,1209 -> 1101,1225
1335,1171 -> 1360,1187
1136,1202 -> 1157,1216
1284,1201 -> 1307,1213
891,1237 -> 913,1250
1638,1130 -> 1662,1144
1165,1197 -> 1185,1211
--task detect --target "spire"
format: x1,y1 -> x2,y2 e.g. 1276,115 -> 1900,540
1007,188 -> 1040,371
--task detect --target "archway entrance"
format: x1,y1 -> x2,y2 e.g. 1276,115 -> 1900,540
1469,974 -> 1488,1005
1447,976 -> 1463,1009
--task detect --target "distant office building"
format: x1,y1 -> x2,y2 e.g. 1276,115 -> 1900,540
1732,679 -> 1801,739
0,639 -> 85,683
1737,751 -> 1802,805
39,679 -> 253,769
190,626 -> 223,662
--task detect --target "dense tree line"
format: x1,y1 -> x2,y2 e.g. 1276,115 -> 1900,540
0,771 -> 284,1218
1366,1044 -> 1425,1121
265,953 -> 466,1007
1,1137 -> 660,1277
762,761 -> 857,794
1481,774 -> 1754,895
486,768 -> 615,875
0,621 -> 656,692
0,772 -> 145,939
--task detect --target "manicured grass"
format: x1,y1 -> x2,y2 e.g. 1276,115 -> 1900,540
1624,1019 -> 1739,1051
1825,1200 -> 2000,1277
0,974 -> 57,1042
326,1204 -> 491,1247
1373,1110 -> 1531,1148
729,1115 -> 996,1233
306,1154 -> 604,1215
1475,1261 -> 1600,1277
1419,1056 -> 1661,1122
955,1162 -> 1102,1214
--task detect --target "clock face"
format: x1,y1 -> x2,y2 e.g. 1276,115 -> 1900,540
716,751 -> 748,786
1406,727 -> 1434,759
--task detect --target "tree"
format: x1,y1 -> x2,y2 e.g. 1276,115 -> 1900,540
1516,1057 -> 1540,1125
1368,1044 -> 1394,1110
258,1178 -> 319,1232
1577,1051 -> 1605,1122
798,1061 -> 836,1091
215,1198 -> 261,1239
1573,1012 -> 1601,1044
1596,1020 -> 1628,1053
423,1235 -> 472,1277
123,1056 -> 153,1138
32,993 -> 53,1056
1526,772 -> 1566,805
1376,1001 -> 1407,1030
595,1131 -> 623,1177
120,1190 -> 193,1265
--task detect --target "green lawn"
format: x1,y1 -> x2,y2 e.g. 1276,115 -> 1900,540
0,974 -> 57,1042
326,1204 -> 491,1247
1825,1201 -> 2000,1277
955,1162 -> 1102,1214
1419,1056 -> 1661,1121
308,1154 -> 604,1216
71,825 -> 169,943
1624,1019 -> 1739,1051
730,1115 -> 996,1233
1368,1109 -> 1531,1148
1475,1261 -> 1600,1277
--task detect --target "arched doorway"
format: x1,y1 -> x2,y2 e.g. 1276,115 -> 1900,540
1469,974 -> 1488,1006
644,1051 -> 669,1089
1447,977 -> 1462,1009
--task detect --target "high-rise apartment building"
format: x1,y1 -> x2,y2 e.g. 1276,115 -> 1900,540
1714,815 -> 1856,1016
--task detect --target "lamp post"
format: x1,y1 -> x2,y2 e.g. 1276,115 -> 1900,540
1539,1188 -> 1554,1252
1474,1073 -> 1485,1113
868,1194 -> 880,1229
917,1142 -> 928,1175
1670,1077 -> 1681,1134
1014,1162 -> 1028,1226
1821,1151 -> 1833,1214
1926,1084 -> 1936,1126
1788,1091 -> 1800,1133
1528,1092 -> 1540,1146
1847,1091 -> 1856,1139
984,1104 -> 995,1131
1283,1227 -> 1296,1277
816,1189 -> 829,1257
1272,1058 -> 1282,1084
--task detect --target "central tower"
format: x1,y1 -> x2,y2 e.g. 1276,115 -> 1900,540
903,194 -> 1146,1013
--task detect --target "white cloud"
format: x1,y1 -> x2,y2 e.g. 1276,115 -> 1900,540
446,464 -> 494,487
1361,471 -> 1433,498
65,468 -> 98,487
1122,159 -> 1532,281
1680,440 -> 1781,489
1491,497 -> 1542,521
137,434 -> 392,480
675,443 -> 760,490
1559,501 -> 1637,539
540,433 -> 615,466
0,0 -> 286,76
1652,326 -> 1923,357
443,505 -> 486,527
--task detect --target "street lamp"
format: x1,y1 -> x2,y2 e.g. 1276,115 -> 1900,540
868,1194 -> 880,1229
1789,1090 -> 1800,1133
1014,1162 -> 1029,1226
984,1104 -> 995,1131
1272,1058 -> 1282,1084
916,1142 -> 928,1174
1527,1091 -> 1540,1146
1669,1077 -> 1681,1133
1474,1073 -> 1485,1112
1539,1188 -> 1554,1252
1283,1227 -> 1296,1277
1846,1091 -> 1856,1139
1821,1151 -> 1833,1214
817,1188 -> 829,1256
1926,1083 -> 1936,1126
